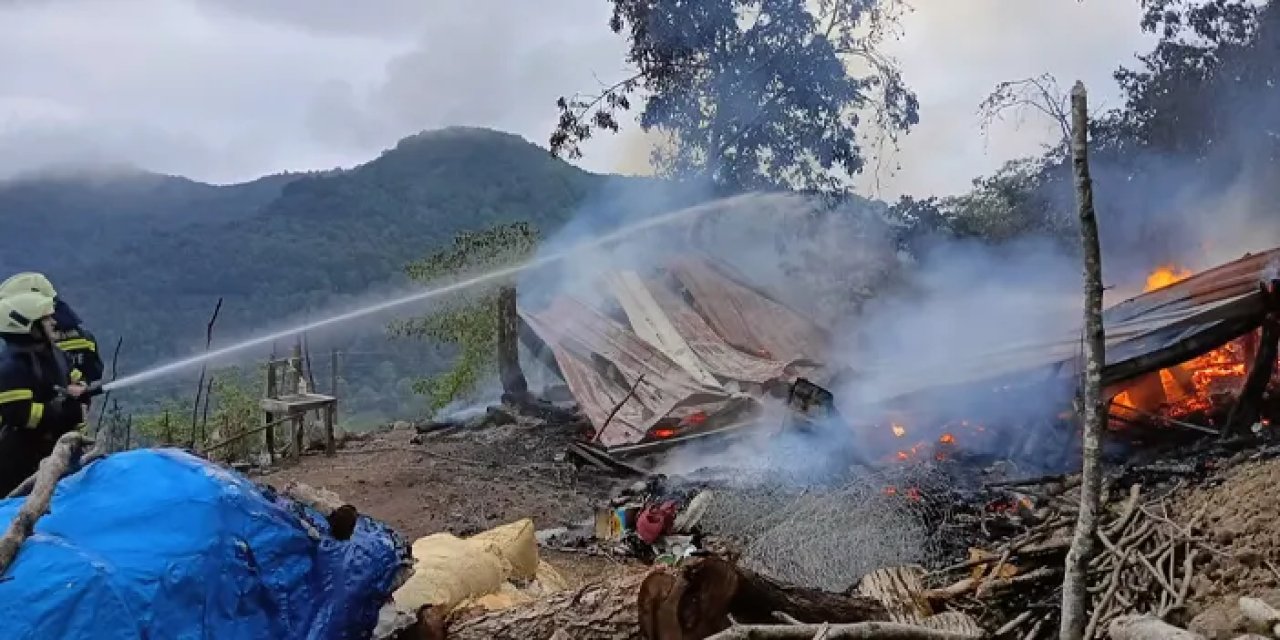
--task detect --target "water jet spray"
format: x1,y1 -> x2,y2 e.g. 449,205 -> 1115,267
99,197 -> 747,394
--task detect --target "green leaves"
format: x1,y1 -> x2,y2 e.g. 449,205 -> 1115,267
397,222 -> 539,412
551,0 -> 918,194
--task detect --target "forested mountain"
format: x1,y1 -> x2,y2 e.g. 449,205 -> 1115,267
0,127 -> 688,422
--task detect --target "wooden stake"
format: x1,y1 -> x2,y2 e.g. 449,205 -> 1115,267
264,359 -> 277,463
190,297 -> 223,448
1061,80 -> 1106,640
496,285 -> 528,396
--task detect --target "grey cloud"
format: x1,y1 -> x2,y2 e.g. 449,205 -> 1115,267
0,0 -> 1157,194
862,0 -> 1155,199
194,0 -> 436,38
304,0 -> 629,158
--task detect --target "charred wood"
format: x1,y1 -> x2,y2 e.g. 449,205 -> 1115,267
1224,314 -> 1280,438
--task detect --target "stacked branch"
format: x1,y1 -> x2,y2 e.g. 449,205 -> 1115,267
924,477 -> 1214,640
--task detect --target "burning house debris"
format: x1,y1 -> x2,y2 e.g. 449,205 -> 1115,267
517,257 -> 832,452
196,242 -> 1280,640
507,244 -> 1280,477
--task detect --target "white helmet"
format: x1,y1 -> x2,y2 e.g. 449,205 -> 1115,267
0,292 -> 55,336
0,272 -> 56,300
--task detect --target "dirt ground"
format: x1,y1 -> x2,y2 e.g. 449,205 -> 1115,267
1173,455 -> 1280,637
262,422 -> 628,586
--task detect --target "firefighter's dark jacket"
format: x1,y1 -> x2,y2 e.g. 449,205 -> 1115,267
0,344 -> 83,436
51,299 -> 102,385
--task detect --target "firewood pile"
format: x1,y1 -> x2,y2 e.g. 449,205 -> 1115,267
910,441 -> 1280,640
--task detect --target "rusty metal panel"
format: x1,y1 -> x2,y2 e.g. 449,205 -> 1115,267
848,248 -> 1280,405
605,271 -> 723,388
520,296 -> 734,447
669,259 -> 829,364
644,277 -> 800,384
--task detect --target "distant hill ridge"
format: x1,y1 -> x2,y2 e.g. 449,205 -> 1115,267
0,128 -> 666,419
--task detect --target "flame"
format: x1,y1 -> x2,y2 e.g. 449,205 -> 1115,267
652,427 -> 678,439
1110,263 -> 1264,423
891,423 -> 907,438
1144,265 -> 1194,292
938,433 -> 956,445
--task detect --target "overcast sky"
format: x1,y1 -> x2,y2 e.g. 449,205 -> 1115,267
0,0 -> 1154,198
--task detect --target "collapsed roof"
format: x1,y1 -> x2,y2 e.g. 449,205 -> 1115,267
859,247 -> 1280,407
518,258 -> 829,448
521,247 -> 1280,448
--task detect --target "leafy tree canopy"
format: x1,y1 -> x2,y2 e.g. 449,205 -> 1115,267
551,0 -> 919,194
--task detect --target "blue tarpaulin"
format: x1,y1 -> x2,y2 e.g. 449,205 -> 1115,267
0,448 -> 408,640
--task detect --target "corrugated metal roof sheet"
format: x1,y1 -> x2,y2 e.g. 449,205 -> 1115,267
859,248 -> 1280,405
668,259 -> 829,364
519,296 -> 735,447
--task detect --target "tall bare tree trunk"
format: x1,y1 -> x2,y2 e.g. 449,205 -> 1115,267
1060,81 -> 1106,640
497,285 -> 528,396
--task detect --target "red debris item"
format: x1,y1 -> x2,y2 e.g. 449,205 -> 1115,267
636,501 -> 679,544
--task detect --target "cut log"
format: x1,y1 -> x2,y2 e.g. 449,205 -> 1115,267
856,566 -> 933,623
282,481 -> 359,541
734,564 -> 889,624
644,556 -> 738,640
1107,615 -> 1206,640
445,571 -> 647,640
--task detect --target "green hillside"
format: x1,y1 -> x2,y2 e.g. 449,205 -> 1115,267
0,127 -> 681,422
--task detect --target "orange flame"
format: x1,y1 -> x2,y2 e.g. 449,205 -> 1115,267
938,433 -> 956,445
652,428 -> 678,439
1111,263 -> 1254,422
1144,265 -> 1193,292
891,423 -> 907,438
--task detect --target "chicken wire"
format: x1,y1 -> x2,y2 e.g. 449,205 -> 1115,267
694,464 -> 969,592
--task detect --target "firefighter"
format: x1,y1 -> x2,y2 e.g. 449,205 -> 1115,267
0,291 -> 88,495
0,272 -> 103,388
